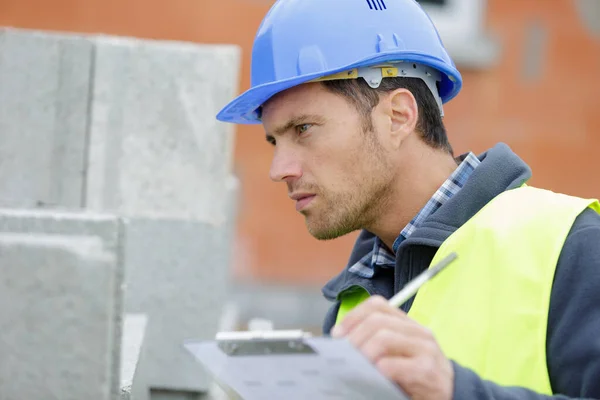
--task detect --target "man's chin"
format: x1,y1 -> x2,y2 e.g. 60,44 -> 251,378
305,221 -> 357,241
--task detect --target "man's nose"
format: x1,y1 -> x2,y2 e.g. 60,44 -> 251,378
269,147 -> 302,183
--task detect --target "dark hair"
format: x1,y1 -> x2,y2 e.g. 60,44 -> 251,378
321,77 -> 453,154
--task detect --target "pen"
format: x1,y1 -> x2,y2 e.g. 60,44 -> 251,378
388,252 -> 458,309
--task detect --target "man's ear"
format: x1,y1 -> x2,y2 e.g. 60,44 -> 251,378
385,88 -> 419,149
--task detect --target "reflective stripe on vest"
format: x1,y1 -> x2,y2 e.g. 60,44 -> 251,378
335,186 -> 600,394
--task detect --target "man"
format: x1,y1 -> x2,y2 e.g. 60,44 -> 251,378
216,0 -> 600,399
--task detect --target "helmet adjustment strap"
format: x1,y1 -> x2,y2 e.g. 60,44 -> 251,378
312,62 -> 444,117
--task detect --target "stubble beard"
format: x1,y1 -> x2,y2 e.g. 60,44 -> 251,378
304,135 -> 394,241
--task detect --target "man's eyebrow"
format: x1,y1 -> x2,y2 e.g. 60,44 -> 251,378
265,114 -> 325,143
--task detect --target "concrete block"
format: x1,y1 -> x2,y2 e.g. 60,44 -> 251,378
0,27 -> 241,398
128,177 -> 238,399
0,28 -> 92,208
0,208 -> 122,252
0,232 -> 120,400
0,208 -> 125,398
124,218 -> 232,398
86,35 -> 240,224
0,27 -> 241,222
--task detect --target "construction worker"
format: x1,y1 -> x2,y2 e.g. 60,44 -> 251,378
216,0 -> 600,399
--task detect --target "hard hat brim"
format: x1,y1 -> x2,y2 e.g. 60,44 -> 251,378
216,51 -> 462,124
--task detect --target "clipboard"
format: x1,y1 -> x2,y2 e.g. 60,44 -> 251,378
184,330 -> 409,400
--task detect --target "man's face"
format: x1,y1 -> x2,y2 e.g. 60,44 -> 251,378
261,82 -> 395,240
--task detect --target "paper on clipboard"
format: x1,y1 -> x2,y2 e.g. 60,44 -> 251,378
184,333 -> 409,400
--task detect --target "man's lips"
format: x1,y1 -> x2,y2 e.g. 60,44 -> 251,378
289,193 -> 316,211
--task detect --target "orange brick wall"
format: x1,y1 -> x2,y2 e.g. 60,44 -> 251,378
2,0 -> 598,285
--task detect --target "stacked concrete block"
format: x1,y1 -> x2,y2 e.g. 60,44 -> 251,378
0,210 -> 123,400
0,27 -> 241,399
86,35 -> 238,224
0,29 -> 92,209
125,219 -> 233,399
0,28 -> 239,221
86,34 -> 240,399
124,180 -> 239,400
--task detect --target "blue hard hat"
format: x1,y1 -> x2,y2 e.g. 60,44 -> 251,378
216,0 -> 462,124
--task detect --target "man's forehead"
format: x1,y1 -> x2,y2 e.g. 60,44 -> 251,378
262,82 -> 327,116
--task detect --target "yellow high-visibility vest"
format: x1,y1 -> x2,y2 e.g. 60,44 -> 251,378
336,186 -> 600,394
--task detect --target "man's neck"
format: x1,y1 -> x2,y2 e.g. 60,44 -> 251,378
368,144 -> 459,252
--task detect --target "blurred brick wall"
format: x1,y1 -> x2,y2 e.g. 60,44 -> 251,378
2,0 -> 598,285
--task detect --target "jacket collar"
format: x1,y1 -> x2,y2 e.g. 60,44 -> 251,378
321,142 -> 532,301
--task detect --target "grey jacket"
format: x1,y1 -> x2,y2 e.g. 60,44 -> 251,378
321,143 -> 600,399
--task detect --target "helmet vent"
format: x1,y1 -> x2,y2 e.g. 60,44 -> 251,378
366,0 -> 387,10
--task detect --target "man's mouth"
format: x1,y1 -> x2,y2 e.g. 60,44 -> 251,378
289,193 -> 316,212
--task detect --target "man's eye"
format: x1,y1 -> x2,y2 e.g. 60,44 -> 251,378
297,124 -> 312,135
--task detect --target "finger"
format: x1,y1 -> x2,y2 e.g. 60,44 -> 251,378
332,295 -> 407,337
376,356 -> 415,385
359,328 -> 429,363
359,329 -> 423,363
376,356 -> 426,397
345,311 -> 425,350
376,355 -> 452,399
359,329 -> 436,364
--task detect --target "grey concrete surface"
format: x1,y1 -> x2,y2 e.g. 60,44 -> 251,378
0,28 -> 92,209
0,232 -> 120,400
0,28 -> 240,220
0,27 -> 241,399
124,218 -> 233,398
86,35 -> 239,224
120,314 -> 148,399
0,208 -> 125,398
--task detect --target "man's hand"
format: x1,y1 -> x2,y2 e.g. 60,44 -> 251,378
331,295 -> 454,400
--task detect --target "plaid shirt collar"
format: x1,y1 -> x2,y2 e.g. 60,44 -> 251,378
348,152 -> 481,278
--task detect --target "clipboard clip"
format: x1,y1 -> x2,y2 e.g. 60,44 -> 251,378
215,330 -> 316,357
